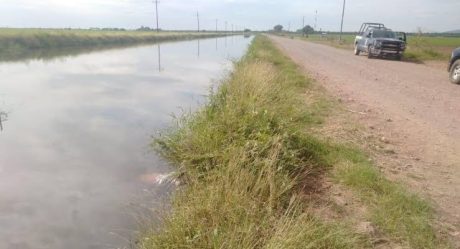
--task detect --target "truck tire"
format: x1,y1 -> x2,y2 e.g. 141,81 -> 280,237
450,60 -> 460,84
354,44 -> 360,55
367,45 -> 374,59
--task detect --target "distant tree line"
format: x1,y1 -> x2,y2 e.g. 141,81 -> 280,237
136,26 -> 160,31
271,24 -> 316,36
89,27 -> 127,31
270,24 -> 460,38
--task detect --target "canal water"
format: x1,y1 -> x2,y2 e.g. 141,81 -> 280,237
0,36 -> 252,249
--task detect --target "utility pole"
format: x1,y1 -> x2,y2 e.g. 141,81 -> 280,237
315,10 -> 318,31
197,12 -> 200,32
153,0 -> 160,32
288,22 -> 291,32
216,19 -> 218,32
339,0 -> 346,41
302,16 -> 305,36
225,21 -> 228,33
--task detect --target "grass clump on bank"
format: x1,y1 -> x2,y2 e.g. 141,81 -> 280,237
0,28 -> 227,62
328,145 -> 451,248
140,35 -> 366,248
140,35 -> 451,248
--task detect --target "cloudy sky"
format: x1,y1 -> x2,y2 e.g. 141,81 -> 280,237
0,0 -> 458,32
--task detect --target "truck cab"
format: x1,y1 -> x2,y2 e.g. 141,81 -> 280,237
354,23 -> 406,60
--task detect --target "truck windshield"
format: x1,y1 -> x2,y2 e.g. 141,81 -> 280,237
372,30 -> 396,38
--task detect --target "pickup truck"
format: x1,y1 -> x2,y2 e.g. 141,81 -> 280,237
354,23 -> 406,60
449,47 -> 460,84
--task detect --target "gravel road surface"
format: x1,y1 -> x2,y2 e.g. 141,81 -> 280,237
269,35 -> 460,240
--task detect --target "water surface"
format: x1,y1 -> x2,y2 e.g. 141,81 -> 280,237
0,36 -> 252,249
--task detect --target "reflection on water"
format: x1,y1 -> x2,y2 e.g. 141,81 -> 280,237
0,36 -> 238,65
0,36 -> 252,249
0,43 -> 146,64
157,44 -> 162,72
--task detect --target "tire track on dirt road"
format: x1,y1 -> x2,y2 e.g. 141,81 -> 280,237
269,35 -> 460,240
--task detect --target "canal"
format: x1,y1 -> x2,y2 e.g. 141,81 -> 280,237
0,35 -> 252,249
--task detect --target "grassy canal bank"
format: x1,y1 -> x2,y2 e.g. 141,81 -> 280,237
0,29 -> 229,61
140,36 -> 451,248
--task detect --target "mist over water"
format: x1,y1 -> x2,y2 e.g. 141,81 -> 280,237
0,35 -> 252,249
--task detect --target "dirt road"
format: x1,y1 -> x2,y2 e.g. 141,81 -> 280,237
270,35 -> 460,237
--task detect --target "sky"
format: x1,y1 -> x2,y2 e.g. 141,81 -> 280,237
0,0 -> 459,32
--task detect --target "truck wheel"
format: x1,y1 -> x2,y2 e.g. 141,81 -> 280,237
450,60 -> 460,84
354,45 -> 360,55
367,46 -> 374,59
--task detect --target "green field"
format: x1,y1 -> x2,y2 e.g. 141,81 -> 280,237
293,33 -> 460,62
0,28 -> 229,62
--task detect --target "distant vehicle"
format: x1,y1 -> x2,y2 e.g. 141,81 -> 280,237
448,47 -> 460,84
354,23 -> 406,60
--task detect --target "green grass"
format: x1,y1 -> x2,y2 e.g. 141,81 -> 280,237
140,35 -> 451,248
0,28 -> 228,61
141,35 -> 367,249
327,145 -> 451,248
404,35 -> 458,61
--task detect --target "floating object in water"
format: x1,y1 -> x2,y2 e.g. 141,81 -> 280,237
139,173 -> 180,186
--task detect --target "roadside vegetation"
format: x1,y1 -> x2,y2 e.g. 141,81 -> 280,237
140,35 -> 451,248
289,33 -> 459,62
0,28 -> 227,62
404,35 -> 457,61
